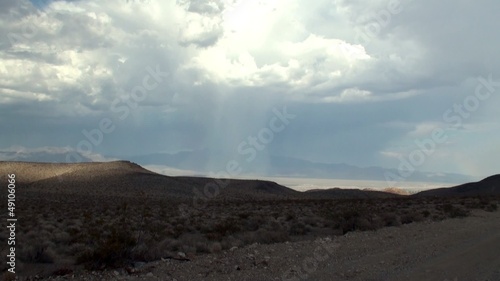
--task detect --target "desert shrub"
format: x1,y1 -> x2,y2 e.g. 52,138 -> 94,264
238,229 -> 289,245
422,210 -> 431,218
179,233 -> 210,254
442,203 -> 454,213
209,242 -> 222,253
18,243 -> 55,264
220,236 -> 243,250
400,212 -> 424,224
479,198 -> 491,206
213,218 -> 242,236
156,237 -> 181,255
67,225 -> 81,238
289,221 -> 309,235
238,212 -> 250,219
285,212 -> 295,221
442,204 -> 469,218
464,198 -> 482,209
245,215 -> 265,231
51,267 -> 74,277
53,231 -> 71,245
205,232 -> 223,241
432,213 -> 445,221
1,272 -> 16,281
76,225 -> 136,269
67,243 -> 87,256
254,229 -> 289,244
354,217 -> 378,231
173,223 -> 186,238
485,202 -> 498,212
194,241 -> 211,253
130,241 -> 149,261
381,212 -> 401,227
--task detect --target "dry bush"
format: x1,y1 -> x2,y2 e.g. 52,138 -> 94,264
252,228 -> 289,244
76,223 -> 136,269
442,203 -> 469,218
1,272 -> 16,281
289,221 -> 309,235
421,210 -> 431,218
485,202 -> 498,212
381,212 -> 402,227
209,242 -> 222,253
179,233 -> 210,254
220,236 -> 243,250
18,242 -> 56,264
213,219 -> 241,236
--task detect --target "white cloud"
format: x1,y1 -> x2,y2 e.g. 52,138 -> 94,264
0,145 -> 109,162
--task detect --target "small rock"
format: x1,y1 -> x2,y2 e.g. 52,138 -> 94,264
146,272 -> 154,277
113,270 -> 119,276
230,246 -> 238,251
235,265 -> 241,271
177,252 -> 186,258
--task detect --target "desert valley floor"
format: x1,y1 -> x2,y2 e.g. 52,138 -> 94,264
0,161 -> 499,280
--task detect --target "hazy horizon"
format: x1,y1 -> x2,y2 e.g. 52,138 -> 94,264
142,164 -> 458,192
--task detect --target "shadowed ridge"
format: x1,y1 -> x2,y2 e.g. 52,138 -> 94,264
414,174 -> 500,197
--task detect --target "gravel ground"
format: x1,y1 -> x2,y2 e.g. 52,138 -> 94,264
42,209 -> 500,281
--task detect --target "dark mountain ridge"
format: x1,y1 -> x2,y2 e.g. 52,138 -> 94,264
414,174 -> 500,197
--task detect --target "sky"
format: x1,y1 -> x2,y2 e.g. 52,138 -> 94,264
1,0 -> 500,179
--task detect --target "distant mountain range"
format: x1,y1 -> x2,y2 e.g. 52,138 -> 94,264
0,147 -> 474,184
0,161 -> 498,201
117,150 -> 475,184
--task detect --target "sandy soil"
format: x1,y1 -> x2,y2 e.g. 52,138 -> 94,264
41,209 -> 500,281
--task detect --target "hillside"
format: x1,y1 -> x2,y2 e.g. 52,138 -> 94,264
0,161 -> 302,200
415,174 -> 500,197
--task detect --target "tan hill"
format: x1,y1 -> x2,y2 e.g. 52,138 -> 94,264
414,174 -> 500,197
0,160 -> 300,200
